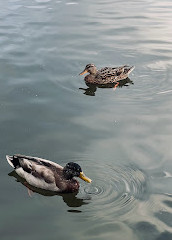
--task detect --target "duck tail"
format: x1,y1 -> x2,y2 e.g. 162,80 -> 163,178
6,155 -> 20,169
127,66 -> 135,75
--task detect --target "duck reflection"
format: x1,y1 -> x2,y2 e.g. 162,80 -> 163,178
8,171 -> 88,208
79,77 -> 134,96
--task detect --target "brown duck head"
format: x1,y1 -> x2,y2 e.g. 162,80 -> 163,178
79,63 -> 97,75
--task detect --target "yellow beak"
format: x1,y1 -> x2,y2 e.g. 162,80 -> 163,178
79,70 -> 88,75
79,172 -> 92,183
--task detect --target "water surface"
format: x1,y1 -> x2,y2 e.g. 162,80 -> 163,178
1,0 -> 172,239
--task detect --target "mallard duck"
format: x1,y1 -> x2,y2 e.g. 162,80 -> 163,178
6,154 -> 92,193
79,63 -> 135,84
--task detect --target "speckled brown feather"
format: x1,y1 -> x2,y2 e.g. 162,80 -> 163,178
82,64 -> 135,84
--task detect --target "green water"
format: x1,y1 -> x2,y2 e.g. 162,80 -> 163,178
1,0 -> 172,239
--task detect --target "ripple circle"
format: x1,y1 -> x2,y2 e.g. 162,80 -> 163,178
78,162 -> 149,219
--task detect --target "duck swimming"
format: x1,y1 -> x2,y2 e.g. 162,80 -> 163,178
6,154 -> 91,193
79,63 -> 135,85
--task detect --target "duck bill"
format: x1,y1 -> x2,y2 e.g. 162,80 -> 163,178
79,172 -> 92,183
79,70 -> 88,75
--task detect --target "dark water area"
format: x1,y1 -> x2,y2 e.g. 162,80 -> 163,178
1,0 -> 172,239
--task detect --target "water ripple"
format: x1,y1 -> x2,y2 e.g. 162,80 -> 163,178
77,162 -> 149,219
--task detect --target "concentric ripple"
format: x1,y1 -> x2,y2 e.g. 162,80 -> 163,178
78,162 -> 149,219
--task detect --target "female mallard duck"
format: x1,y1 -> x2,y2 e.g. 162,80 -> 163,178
6,154 -> 92,193
79,63 -> 135,84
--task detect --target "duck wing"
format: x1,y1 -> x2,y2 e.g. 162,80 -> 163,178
96,67 -> 121,83
97,65 -> 134,83
6,155 -> 63,191
6,154 -> 63,170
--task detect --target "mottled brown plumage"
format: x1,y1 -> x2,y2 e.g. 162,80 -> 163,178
79,63 -> 135,84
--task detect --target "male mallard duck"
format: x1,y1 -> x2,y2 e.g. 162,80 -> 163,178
79,63 -> 135,84
6,154 -> 92,193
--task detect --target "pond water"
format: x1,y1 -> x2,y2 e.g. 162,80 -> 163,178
1,0 -> 172,239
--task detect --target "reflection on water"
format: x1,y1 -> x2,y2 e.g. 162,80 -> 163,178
9,171 -> 88,208
79,78 -> 134,96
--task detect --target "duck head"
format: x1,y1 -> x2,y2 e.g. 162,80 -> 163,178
79,64 -> 97,75
63,162 -> 92,183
